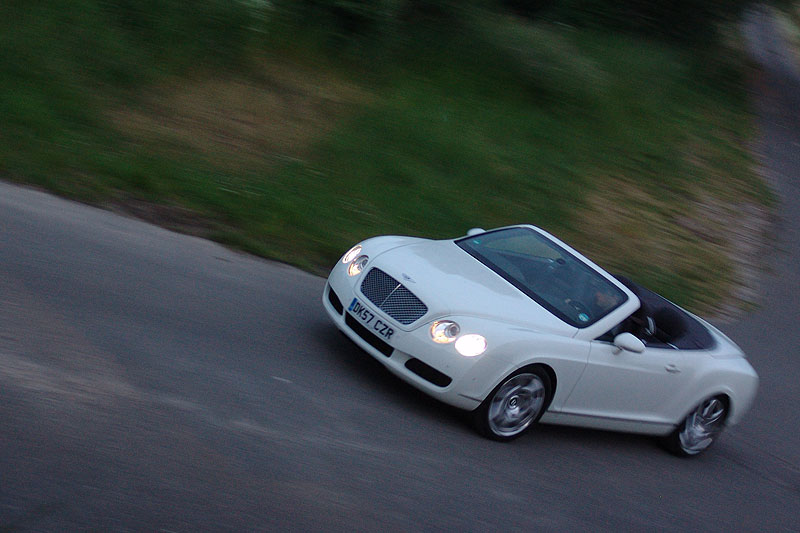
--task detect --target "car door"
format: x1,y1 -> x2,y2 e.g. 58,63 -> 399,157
562,339 -> 691,425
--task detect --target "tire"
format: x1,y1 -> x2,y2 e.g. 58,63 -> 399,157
663,396 -> 728,457
473,367 -> 551,441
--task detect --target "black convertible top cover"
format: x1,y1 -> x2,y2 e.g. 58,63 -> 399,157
615,276 -> 715,350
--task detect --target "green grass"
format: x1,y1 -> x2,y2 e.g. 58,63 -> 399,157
0,5 -> 770,314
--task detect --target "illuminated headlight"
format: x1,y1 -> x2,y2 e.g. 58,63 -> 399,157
455,334 -> 487,357
430,320 -> 460,344
347,255 -> 369,277
342,244 -> 362,264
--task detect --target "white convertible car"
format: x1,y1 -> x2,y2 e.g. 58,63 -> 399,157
322,225 -> 758,456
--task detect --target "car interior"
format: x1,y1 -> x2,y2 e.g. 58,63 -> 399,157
605,275 -> 716,350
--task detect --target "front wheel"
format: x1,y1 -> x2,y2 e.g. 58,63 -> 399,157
473,368 -> 551,441
663,396 -> 728,457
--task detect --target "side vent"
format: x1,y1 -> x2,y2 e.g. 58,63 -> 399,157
327,286 -> 344,315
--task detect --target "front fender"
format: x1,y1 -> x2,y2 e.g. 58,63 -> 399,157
454,329 -> 591,410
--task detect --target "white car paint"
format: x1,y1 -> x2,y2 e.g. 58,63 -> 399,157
323,225 -> 758,439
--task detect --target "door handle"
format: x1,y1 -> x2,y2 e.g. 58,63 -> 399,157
665,363 -> 681,374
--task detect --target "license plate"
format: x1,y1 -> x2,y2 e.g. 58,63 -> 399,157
348,298 -> 395,340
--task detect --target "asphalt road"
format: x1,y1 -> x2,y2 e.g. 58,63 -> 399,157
2,9 -> 799,532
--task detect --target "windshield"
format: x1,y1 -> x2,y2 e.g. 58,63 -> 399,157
456,227 -> 627,327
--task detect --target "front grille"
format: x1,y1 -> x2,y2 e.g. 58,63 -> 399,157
360,268 -> 427,325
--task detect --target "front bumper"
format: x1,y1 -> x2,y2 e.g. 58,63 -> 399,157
322,263 -> 508,411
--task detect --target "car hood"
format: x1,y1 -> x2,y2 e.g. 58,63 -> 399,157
367,238 -> 577,336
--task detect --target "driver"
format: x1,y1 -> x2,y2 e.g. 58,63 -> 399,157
613,275 -> 654,338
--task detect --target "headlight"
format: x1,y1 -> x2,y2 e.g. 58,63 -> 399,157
342,244 -> 362,264
347,255 -> 369,277
430,320 -> 460,344
455,334 -> 487,357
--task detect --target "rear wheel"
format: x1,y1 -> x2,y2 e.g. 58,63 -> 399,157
664,396 -> 728,456
473,368 -> 551,441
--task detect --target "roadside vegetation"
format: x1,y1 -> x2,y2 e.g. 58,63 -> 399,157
776,2 -> 800,65
0,0 -> 776,315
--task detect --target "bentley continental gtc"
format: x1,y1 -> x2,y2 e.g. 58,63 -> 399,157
322,225 -> 758,456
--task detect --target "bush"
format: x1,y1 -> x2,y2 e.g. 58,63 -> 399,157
267,0 -> 483,42
103,0 -> 255,69
0,0 -> 256,88
543,0 -> 755,43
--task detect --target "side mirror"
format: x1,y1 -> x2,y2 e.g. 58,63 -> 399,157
613,332 -> 645,354
466,227 -> 485,236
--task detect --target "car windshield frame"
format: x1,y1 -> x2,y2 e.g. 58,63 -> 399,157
456,227 -> 628,328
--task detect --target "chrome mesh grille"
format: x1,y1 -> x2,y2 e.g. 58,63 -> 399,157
360,268 -> 428,325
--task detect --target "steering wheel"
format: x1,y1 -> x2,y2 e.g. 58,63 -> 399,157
565,299 -> 592,323
546,257 -> 567,275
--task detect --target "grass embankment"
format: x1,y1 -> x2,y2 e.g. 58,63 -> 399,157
0,4 -> 770,315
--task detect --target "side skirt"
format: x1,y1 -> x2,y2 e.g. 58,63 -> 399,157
540,411 -> 675,437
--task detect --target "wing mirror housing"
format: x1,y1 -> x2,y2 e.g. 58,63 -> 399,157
466,227 -> 485,236
613,332 -> 645,354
